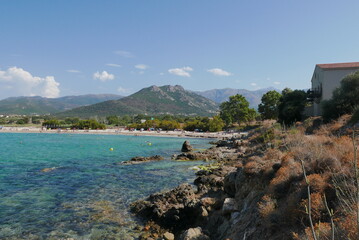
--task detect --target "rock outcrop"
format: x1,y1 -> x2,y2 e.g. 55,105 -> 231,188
131,183 -> 201,232
181,140 -> 193,152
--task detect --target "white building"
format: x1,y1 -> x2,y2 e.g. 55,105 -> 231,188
309,62 -> 359,116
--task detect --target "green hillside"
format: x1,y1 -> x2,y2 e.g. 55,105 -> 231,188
0,94 -> 122,115
56,85 -> 219,117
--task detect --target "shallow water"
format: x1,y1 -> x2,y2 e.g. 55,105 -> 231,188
0,133 -> 210,239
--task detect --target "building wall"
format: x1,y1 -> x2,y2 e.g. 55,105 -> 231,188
311,66 -> 324,116
311,67 -> 359,116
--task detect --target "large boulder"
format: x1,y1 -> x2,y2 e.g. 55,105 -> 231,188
181,140 -> 193,152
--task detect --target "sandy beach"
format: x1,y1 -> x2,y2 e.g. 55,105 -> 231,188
0,126 -> 245,139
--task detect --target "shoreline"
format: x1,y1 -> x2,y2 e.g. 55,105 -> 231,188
0,126 -> 245,139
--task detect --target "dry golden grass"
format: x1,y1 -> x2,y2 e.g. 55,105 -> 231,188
235,116 -> 359,239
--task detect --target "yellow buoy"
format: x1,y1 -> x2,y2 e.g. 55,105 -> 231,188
148,143 -> 152,146
109,148 -> 114,151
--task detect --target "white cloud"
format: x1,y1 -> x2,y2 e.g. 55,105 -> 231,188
135,64 -> 149,70
168,66 -> 193,77
106,63 -> 122,67
273,81 -> 281,85
0,67 -> 60,98
117,86 -> 131,94
159,72 -> 165,76
93,71 -> 115,82
207,68 -> 232,76
250,83 -> 257,86
66,69 -> 81,73
114,50 -> 134,58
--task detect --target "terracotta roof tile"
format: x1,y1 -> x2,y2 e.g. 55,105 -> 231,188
317,62 -> 359,69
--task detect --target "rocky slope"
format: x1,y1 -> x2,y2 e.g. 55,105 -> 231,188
130,117 -> 358,240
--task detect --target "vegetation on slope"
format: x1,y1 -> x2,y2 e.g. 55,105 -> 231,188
56,85 -> 219,118
0,94 -> 122,115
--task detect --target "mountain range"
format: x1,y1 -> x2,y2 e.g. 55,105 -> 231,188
55,85 -> 218,118
0,85 -> 277,117
196,87 -> 278,109
0,94 -> 122,115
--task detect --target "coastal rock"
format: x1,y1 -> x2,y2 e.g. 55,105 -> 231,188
216,140 -> 229,147
179,227 -> 210,240
194,166 -> 237,193
176,152 -> 210,161
131,183 -> 200,231
119,155 -> 164,165
181,140 -> 193,152
200,197 -> 217,208
223,169 -> 238,197
222,198 -> 238,214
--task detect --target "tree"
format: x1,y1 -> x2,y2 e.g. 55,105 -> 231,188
208,116 -> 225,132
42,119 -> 60,127
219,94 -> 253,125
16,117 -> 29,124
72,119 -> 106,129
106,115 -> 119,125
278,89 -> 307,125
322,71 -> 359,121
159,120 -> 180,130
258,90 -> 282,120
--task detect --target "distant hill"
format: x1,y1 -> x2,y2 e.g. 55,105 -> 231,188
56,85 -> 219,118
0,94 -> 123,115
196,87 -> 280,109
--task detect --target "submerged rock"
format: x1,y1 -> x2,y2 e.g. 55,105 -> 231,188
119,155 -> 164,165
181,140 -> 193,152
41,167 -> 58,172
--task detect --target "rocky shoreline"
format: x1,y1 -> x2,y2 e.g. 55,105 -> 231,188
130,136 -> 250,240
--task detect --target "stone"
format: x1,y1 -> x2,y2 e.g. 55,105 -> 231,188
179,227 -> 210,240
200,206 -> 208,217
222,198 -> 238,214
181,140 -> 193,152
200,197 -> 217,207
163,232 -> 175,240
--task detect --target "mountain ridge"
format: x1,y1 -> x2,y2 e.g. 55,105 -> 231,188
0,94 -> 123,115
55,85 -> 219,118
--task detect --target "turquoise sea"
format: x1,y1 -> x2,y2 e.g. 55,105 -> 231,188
0,133 -> 210,240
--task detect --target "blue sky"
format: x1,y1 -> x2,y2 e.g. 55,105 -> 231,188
0,0 -> 359,99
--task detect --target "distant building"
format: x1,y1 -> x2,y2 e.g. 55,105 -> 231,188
308,62 -> 359,116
